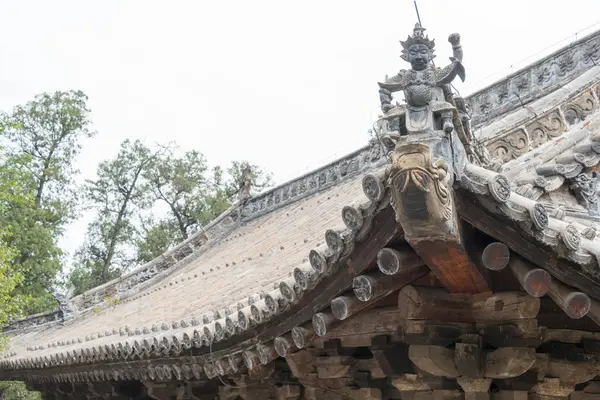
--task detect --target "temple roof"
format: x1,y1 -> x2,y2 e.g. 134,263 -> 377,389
3,25 -> 600,400
5,175 -> 371,358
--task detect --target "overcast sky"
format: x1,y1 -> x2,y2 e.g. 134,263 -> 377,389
0,0 -> 599,262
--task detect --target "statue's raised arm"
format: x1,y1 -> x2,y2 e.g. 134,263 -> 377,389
435,33 -> 466,85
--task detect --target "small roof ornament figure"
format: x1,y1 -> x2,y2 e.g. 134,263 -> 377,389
377,23 -> 467,139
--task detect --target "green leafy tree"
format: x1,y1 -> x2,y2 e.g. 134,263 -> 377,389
134,218 -> 178,264
0,154 -> 62,313
135,158 -> 273,263
0,381 -> 41,400
144,149 -> 229,242
0,91 -> 95,312
221,160 -> 274,199
69,140 -> 159,294
0,90 -> 96,227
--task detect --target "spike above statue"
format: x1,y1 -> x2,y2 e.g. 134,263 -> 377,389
378,23 -> 469,139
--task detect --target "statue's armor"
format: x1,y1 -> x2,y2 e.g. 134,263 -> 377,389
404,69 -> 436,107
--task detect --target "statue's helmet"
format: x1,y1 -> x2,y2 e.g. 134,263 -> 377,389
400,23 -> 436,61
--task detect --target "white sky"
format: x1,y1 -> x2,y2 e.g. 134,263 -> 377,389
0,0 -> 599,263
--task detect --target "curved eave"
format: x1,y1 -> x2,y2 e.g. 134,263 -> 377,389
0,168 -> 399,383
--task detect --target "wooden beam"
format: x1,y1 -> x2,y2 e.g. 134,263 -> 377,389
457,193 -> 600,299
388,142 -> 490,294
398,286 -> 540,322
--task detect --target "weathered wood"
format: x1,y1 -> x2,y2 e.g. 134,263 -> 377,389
471,291 -> 540,320
315,355 -> 354,379
491,392 -> 529,400
457,194 -> 600,299
481,242 -> 511,271
391,374 -> 459,391
457,377 -> 492,400
539,354 -> 599,384
285,348 -> 318,379
291,323 -> 316,349
508,256 -> 551,297
242,350 -> 260,370
376,247 -> 424,275
312,311 -> 337,337
586,297 -> 600,326
389,140 -> 490,294
353,265 -> 430,302
413,239 -> 491,293
274,385 -> 301,400
408,345 -> 459,378
274,334 -> 296,358
484,347 -> 536,378
547,278 -> 591,319
532,377 -> 575,398
398,285 -> 472,321
455,335 -> 483,377
304,387 -> 382,400
331,295 -> 364,320
319,307 -> 405,340
370,341 -> 412,377
398,286 -> 540,322
400,320 -> 473,346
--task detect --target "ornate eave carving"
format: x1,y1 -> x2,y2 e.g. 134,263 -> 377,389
468,29 -> 600,127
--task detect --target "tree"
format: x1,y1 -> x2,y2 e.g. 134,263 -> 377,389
69,140 -> 158,294
144,149 -> 229,242
0,153 -> 62,313
0,90 -> 96,228
135,158 -> 273,262
134,218 -> 178,264
0,381 -> 41,400
0,91 -> 95,313
221,160 -> 274,200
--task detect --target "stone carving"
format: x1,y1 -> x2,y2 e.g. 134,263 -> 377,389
569,173 -> 600,212
486,128 -> 529,162
53,288 -> 76,323
561,89 -> 599,125
488,175 -> 511,203
3,311 -> 61,332
561,224 -> 581,251
242,140 -> 385,221
531,203 -> 549,231
468,29 -> 600,127
526,109 -> 566,148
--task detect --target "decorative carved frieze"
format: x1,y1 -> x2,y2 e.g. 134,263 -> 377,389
526,109 -> 566,148
240,139 -> 386,221
562,88 -> 599,125
486,128 -> 530,162
468,29 -> 600,127
3,311 -> 62,333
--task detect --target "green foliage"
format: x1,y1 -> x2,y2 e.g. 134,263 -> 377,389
135,218 -> 179,264
223,160 -> 274,199
0,90 -> 96,226
0,90 -> 95,313
69,140 -> 160,294
144,148 -> 230,240
134,156 -> 273,264
0,230 -> 24,335
0,154 -> 62,313
0,381 -> 41,400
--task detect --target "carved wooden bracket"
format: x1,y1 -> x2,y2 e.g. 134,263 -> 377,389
388,137 -> 490,293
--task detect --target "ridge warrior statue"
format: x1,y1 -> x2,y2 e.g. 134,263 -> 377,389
378,23 -> 466,137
